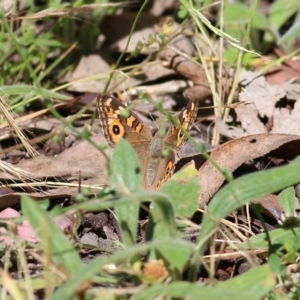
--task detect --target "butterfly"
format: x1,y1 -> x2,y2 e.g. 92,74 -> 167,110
97,95 -> 198,190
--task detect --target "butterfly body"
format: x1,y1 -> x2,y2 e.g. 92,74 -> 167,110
97,95 -> 198,190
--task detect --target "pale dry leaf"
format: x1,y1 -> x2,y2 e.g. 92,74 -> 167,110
281,80 -> 300,101
239,70 -> 285,118
272,100 -> 300,134
215,118 -> 246,139
235,105 -> 267,135
132,80 -> 190,96
109,16 -> 194,57
141,62 -> 175,81
151,0 -> 176,17
1,0 -> 27,12
59,55 -> 111,93
111,27 -> 158,54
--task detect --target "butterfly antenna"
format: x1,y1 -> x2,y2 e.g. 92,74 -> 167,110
149,113 -> 159,130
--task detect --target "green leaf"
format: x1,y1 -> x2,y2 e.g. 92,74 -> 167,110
111,138 -> 140,191
80,127 -> 91,140
111,139 -> 141,246
269,0 -> 300,30
242,227 -> 300,249
21,195 -> 82,275
223,2 -> 268,30
156,240 -> 192,271
131,265 -> 275,300
177,5 -> 188,19
160,162 -> 200,219
278,187 -> 295,216
147,192 -> 177,240
268,254 -> 286,276
198,156 -> 300,253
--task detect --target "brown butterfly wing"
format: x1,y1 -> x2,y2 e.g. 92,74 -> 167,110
164,100 -> 198,149
96,94 -> 153,148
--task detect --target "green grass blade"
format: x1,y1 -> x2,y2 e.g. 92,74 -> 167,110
0,85 -> 71,100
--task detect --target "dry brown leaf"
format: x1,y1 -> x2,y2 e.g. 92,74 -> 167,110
265,49 -> 300,84
198,133 -> 300,208
0,135 -> 110,209
101,12 -> 158,44
265,66 -> 300,84
13,135 -> 110,179
158,49 -> 212,102
253,194 -> 282,220
159,48 -> 209,86
0,178 -> 101,210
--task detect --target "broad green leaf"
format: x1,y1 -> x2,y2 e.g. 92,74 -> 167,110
269,0 -> 299,30
21,195 -> 81,275
111,139 -> 140,246
278,187 -> 295,216
264,0 -> 300,43
223,2 -> 268,30
268,254 -> 286,276
156,240 -> 192,271
160,162 -> 200,218
131,265 -> 275,300
146,192 -> 177,240
198,156 -> 300,253
242,227 -> 300,249
111,138 -> 140,191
